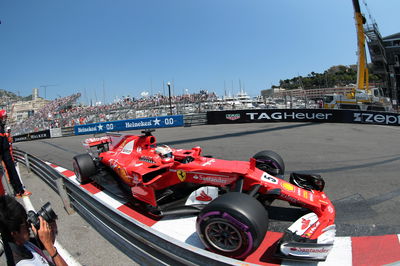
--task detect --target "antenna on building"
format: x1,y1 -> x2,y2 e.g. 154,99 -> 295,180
39,84 -> 57,99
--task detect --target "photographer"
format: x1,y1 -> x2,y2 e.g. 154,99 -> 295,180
0,195 -> 67,266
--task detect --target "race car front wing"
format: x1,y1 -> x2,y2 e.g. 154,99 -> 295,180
275,213 -> 336,261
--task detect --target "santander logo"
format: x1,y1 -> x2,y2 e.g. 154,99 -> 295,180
196,191 -> 212,202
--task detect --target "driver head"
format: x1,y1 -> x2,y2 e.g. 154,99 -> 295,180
155,145 -> 173,160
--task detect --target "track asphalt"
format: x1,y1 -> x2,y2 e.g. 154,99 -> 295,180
13,122 -> 400,264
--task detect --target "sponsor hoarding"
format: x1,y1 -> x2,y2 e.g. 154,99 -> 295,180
74,115 -> 184,135
13,130 -> 51,142
50,128 -> 62,138
207,109 -> 400,126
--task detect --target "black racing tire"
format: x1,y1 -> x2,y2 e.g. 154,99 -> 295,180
253,150 -> 285,175
196,192 -> 268,259
73,154 -> 97,184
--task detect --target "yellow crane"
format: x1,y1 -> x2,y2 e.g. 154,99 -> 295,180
323,0 -> 392,111
353,0 -> 369,92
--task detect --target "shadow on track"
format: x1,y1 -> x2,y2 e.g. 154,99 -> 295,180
295,155 -> 400,174
162,122 -> 316,146
39,140 -> 81,155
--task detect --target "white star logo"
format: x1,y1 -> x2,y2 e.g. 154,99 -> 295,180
153,118 -> 161,126
97,124 -> 103,131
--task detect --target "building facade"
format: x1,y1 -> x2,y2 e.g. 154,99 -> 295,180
366,23 -> 400,108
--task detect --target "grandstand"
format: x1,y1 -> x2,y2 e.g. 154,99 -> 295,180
8,91 -> 218,135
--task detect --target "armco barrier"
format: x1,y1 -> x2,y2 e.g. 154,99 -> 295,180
13,150 -> 59,192
12,149 -> 247,266
207,109 -> 400,126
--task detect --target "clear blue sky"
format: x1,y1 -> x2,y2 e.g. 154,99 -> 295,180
0,0 -> 399,104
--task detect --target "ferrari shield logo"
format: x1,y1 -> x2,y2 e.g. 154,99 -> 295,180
177,170 -> 186,182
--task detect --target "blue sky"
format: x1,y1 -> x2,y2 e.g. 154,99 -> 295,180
0,0 -> 399,104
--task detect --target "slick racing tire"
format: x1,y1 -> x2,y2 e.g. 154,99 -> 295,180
253,150 -> 285,176
196,192 -> 268,259
73,154 -> 97,184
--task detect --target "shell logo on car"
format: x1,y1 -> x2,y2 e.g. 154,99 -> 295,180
281,182 -> 295,192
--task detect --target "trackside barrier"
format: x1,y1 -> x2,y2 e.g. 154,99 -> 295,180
184,113 -> 207,127
12,114 -> 207,142
12,149 -> 248,266
13,150 -> 58,192
61,127 -> 74,137
13,129 -> 51,143
207,109 -> 400,126
50,128 -> 62,138
74,115 -> 184,135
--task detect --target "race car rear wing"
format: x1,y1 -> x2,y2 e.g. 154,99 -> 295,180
83,136 -> 111,148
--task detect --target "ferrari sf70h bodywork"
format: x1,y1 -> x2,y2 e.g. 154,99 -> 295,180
73,130 -> 336,261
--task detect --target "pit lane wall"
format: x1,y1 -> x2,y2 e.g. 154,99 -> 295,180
207,109 -> 400,126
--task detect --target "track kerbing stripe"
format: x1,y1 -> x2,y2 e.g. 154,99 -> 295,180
80,183 -> 102,194
352,234 -> 400,266
245,231 -> 283,265
61,170 -> 75,178
117,204 -> 158,227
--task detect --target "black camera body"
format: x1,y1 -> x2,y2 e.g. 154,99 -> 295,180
27,202 -> 58,230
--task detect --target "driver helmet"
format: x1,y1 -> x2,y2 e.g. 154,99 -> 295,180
155,145 -> 173,159
6,126 -> 11,133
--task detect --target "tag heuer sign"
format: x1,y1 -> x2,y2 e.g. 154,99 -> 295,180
226,114 -> 241,121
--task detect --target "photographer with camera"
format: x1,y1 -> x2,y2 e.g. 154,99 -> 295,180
0,195 -> 67,266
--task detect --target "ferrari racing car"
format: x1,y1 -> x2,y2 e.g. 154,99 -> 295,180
73,130 -> 336,261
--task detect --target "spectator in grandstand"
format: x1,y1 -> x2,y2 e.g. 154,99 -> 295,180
0,110 -> 31,198
8,90 -> 220,133
0,195 -> 67,266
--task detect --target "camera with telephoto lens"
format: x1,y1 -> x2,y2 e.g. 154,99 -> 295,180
27,202 -> 58,230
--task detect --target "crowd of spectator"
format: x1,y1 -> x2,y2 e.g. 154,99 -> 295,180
10,94 -> 82,135
8,91 -> 219,135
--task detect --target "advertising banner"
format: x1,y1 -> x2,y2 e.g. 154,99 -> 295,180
50,128 -> 62,138
13,130 -> 51,142
207,109 -> 400,126
74,115 -> 184,135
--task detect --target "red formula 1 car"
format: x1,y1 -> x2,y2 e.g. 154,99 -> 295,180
73,130 -> 336,261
